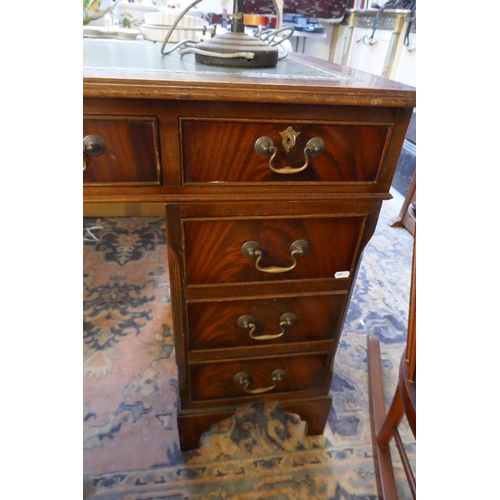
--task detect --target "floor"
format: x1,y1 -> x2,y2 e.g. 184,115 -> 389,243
83,201 -> 415,499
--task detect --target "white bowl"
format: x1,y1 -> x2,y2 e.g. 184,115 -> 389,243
116,3 -> 158,28
144,11 -> 206,29
158,5 -> 205,18
140,23 -> 209,43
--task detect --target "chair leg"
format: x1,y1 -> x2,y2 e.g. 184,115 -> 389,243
377,385 -> 404,446
367,334 -> 399,500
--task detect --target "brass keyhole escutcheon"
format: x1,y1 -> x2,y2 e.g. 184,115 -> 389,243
279,126 -> 301,153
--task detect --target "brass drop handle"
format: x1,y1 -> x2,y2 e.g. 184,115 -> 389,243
408,201 -> 416,222
237,313 -> 297,341
254,136 -> 324,174
241,240 -> 308,274
83,135 -> 105,171
234,369 -> 286,394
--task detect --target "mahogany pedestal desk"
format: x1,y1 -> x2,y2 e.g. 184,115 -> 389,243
83,39 -> 416,451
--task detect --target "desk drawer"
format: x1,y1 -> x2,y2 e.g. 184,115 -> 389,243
83,115 -> 162,186
187,293 -> 348,351
189,353 -> 329,403
181,119 -> 389,184
184,215 -> 365,286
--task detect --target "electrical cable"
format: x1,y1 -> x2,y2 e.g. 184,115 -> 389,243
159,0 -> 293,63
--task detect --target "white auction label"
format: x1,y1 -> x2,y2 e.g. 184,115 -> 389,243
334,271 -> 350,279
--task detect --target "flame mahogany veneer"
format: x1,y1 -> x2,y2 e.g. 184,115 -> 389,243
83,39 -> 415,451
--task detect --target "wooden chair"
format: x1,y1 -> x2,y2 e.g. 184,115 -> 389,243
390,172 -> 416,236
367,230 -> 416,499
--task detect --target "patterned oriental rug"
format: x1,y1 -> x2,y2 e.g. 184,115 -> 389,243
83,201 -> 415,499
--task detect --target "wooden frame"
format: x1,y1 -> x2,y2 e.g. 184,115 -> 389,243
367,233 -> 416,498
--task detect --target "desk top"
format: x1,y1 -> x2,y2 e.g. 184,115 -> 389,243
83,39 -> 415,107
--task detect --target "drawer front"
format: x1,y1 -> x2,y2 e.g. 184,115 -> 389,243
83,115 -> 162,185
189,353 -> 329,402
181,119 -> 389,184
184,215 -> 366,286
188,293 -> 348,351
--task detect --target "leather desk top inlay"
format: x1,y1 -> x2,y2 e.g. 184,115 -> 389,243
83,39 -> 350,82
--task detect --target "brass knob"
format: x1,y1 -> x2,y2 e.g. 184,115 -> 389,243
83,135 -> 105,156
